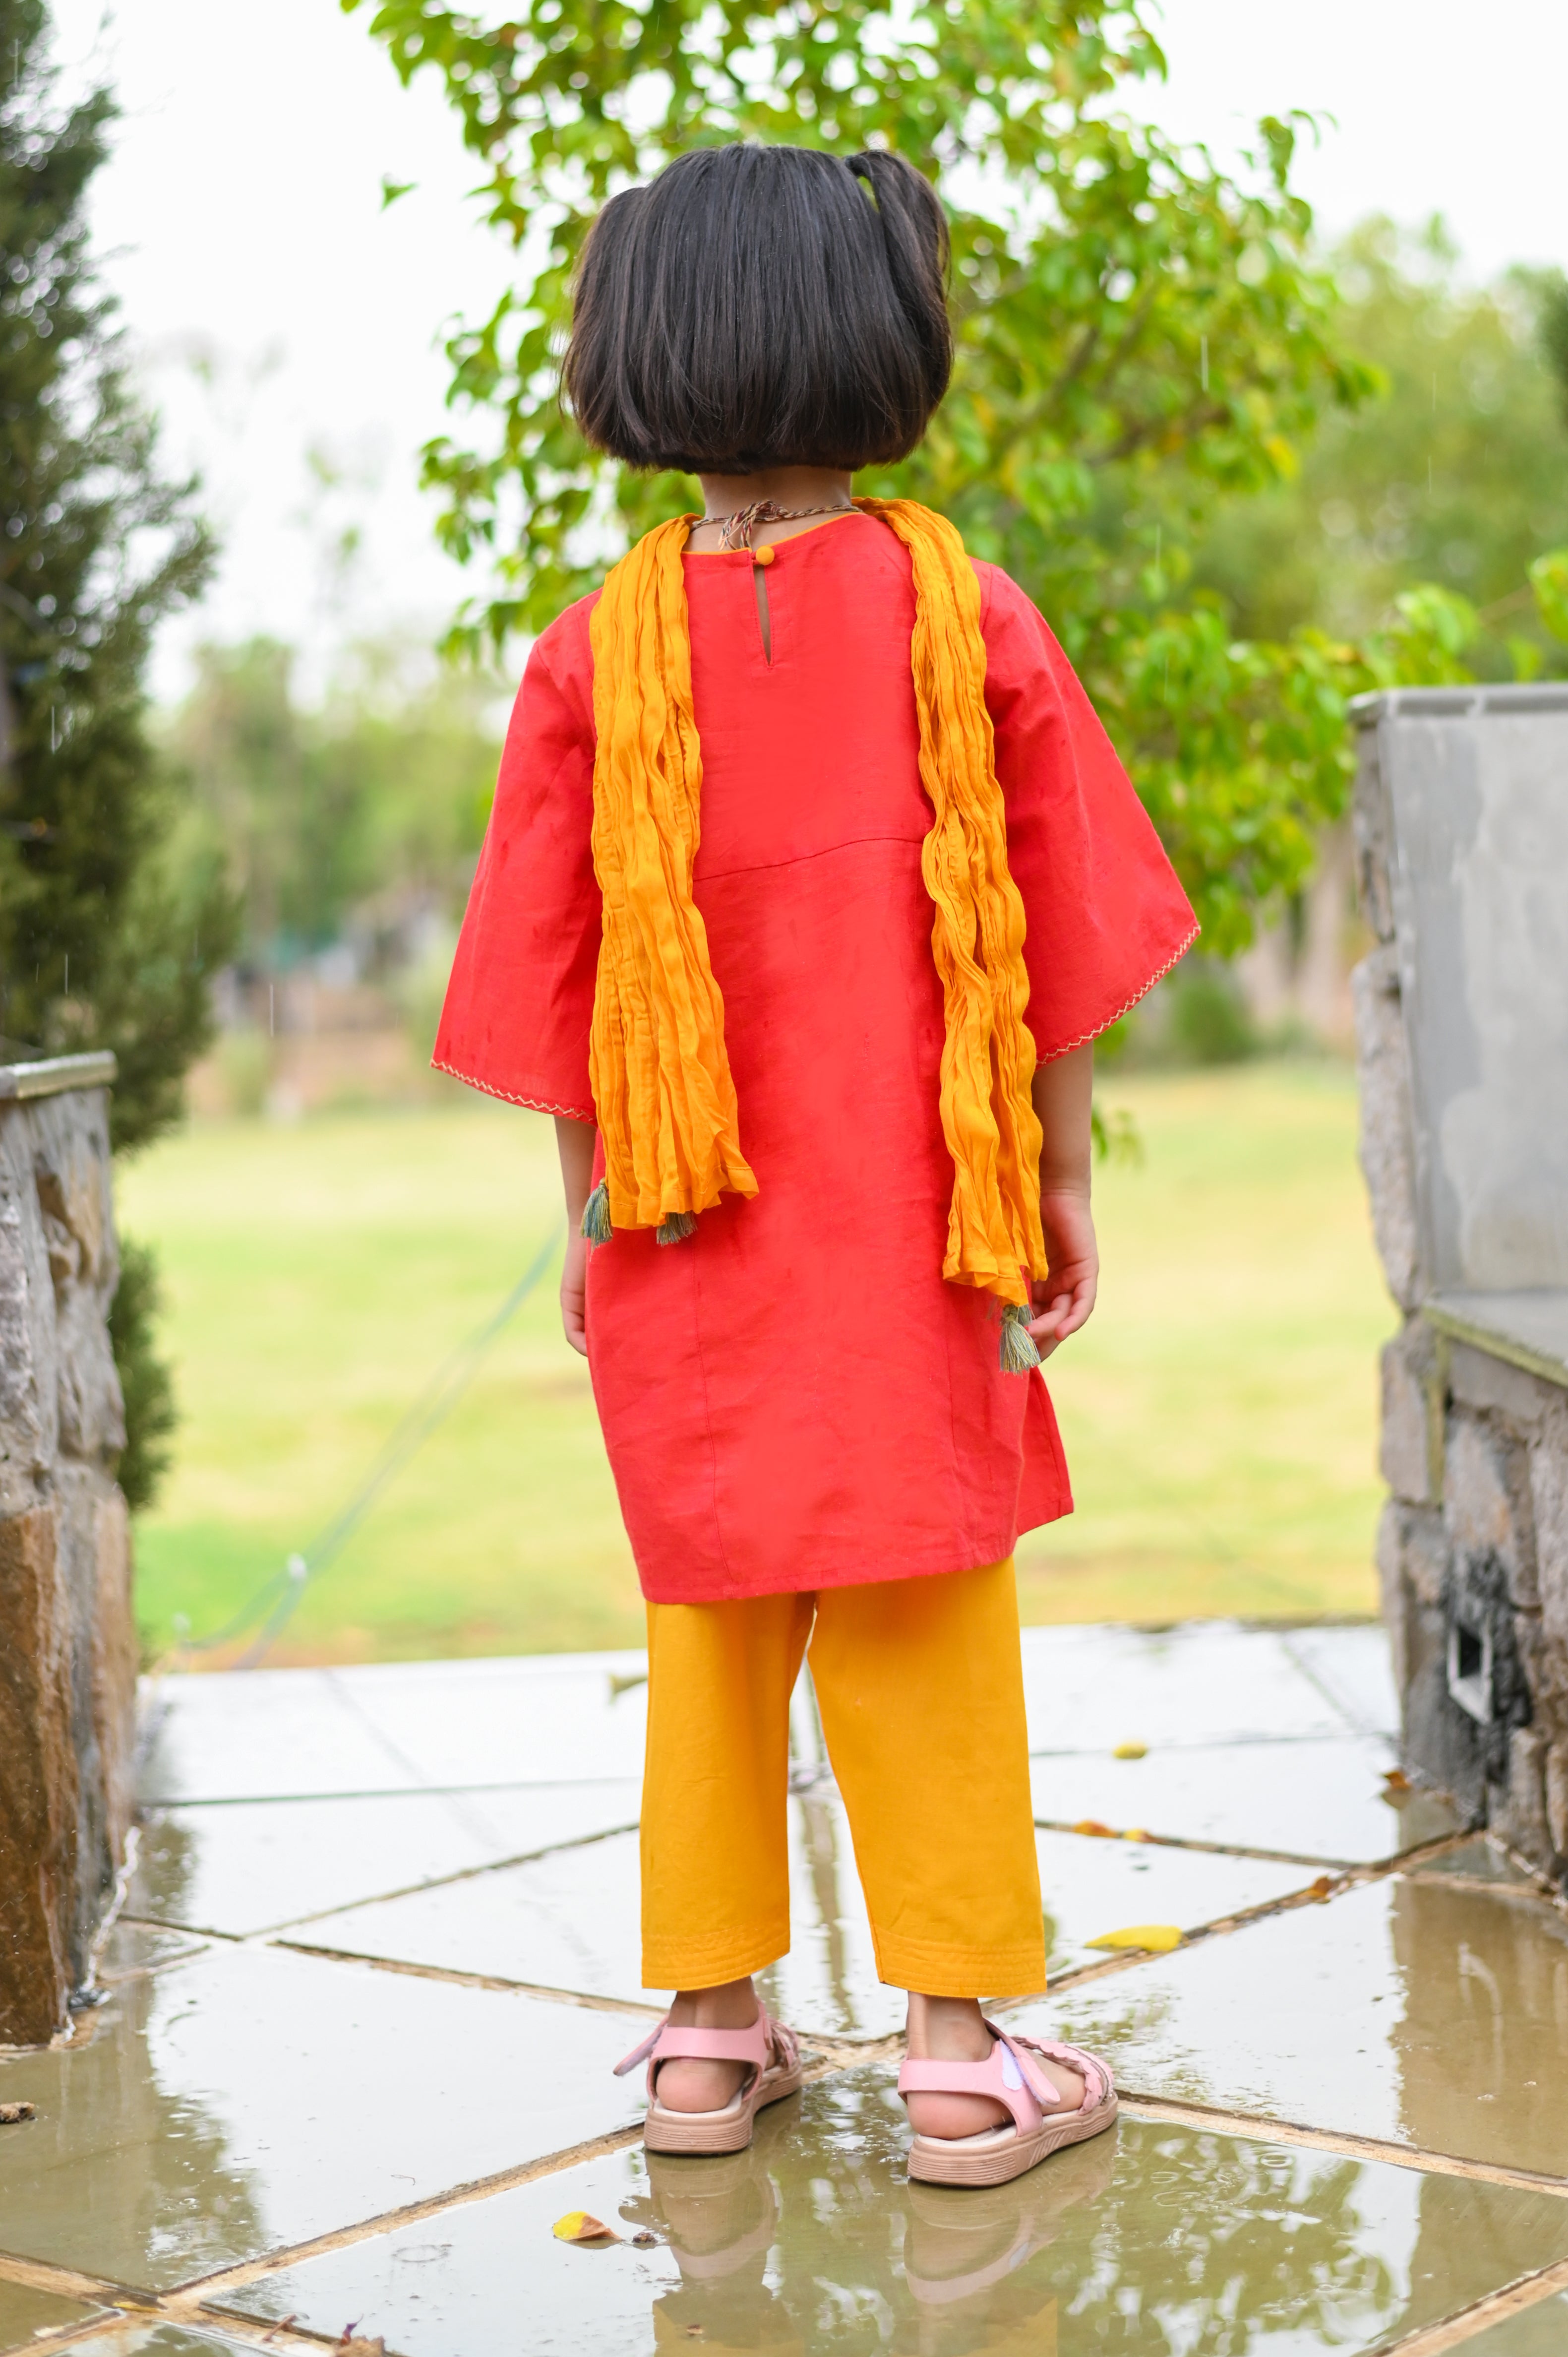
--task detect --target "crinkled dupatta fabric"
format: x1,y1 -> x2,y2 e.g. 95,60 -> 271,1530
587,497 -> 1046,1309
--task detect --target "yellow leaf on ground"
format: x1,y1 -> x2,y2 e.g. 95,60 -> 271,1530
553,2211 -> 619,2244
1086,1924 -> 1184,1954
1113,1742 -> 1148,1759
1073,1818 -> 1116,1838
1124,1827 -> 1150,1842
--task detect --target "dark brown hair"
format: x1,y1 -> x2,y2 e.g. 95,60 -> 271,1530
562,143 -> 952,475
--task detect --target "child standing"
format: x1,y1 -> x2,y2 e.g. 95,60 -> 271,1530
436,142 -> 1196,2187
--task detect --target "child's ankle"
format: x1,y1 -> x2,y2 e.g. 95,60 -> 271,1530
668,1975 -> 758,2028
905,1993 -> 991,2057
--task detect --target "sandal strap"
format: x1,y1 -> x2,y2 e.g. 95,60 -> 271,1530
613,2009 -> 793,2083
1006,2032 -> 1115,2112
897,2024 -> 1113,2135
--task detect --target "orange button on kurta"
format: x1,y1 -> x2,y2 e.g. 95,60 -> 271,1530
436,514 -> 1197,1604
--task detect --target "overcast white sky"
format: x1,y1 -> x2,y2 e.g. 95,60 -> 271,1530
51,0 -> 1568,701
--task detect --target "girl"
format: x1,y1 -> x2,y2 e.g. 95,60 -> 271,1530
436,142 -> 1196,2188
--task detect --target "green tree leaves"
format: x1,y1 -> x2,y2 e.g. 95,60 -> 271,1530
0,0 -> 231,1152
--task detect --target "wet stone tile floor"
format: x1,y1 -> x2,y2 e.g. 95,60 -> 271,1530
2,1624 -> 1567,2354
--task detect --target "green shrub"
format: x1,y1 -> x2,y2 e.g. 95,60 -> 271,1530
109,1237 -> 178,1513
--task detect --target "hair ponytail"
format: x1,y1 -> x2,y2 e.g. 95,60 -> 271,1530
846,152 -> 953,417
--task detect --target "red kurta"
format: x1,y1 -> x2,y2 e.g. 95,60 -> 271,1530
436,514 -> 1196,1603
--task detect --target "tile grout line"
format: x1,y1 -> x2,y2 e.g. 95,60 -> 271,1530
1033,1815 -> 1364,1868
0,2248 -> 160,2309
267,1940 -> 666,2019
139,1776 -> 644,1807
1369,2252 -> 1568,2355
256,1818 -> 645,1934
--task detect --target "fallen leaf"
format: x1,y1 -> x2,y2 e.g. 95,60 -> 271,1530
0,2102 -> 35,2124
1113,1741 -> 1148,1760
1383,1768 -> 1412,1793
1086,1924 -> 1183,1953
631,2231 -> 660,2247
1308,1875 -> 1334,1902
1073,1818 -> 1117,1838
553,2210 -> 620,2245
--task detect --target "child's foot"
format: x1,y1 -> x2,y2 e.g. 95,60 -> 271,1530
903,1995 -> 1086,2141
656,1978 -> 762,2112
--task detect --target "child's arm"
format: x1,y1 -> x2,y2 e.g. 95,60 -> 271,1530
554,1116 -> 596,1358
1027,1044 -> 1097,1358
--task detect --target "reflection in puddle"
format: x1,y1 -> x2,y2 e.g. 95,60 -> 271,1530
620,2083 -> 1458,2355
226,2064 -> 1568,2353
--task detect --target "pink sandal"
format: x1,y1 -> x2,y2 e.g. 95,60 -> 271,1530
614,2010 -> 803,2156
898,2024 -> 1117,2187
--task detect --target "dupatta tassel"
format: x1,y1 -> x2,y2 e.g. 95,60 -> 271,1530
582,1182 -> 614,1246
656,1210 -> 697,1246
999,1302 -> 1041,1373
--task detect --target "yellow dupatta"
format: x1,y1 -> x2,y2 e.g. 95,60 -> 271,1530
582,497 -> 1049,1368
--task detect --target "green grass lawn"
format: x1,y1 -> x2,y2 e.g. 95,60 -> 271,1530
120,1060 -> 1393,1666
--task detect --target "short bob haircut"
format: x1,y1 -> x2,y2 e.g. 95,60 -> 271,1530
562,143 -> 952,476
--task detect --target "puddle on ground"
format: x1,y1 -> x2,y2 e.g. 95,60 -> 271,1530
132,1780 -> 642,1936
220,2066 -> 1568,2357
0,1939 -> 642,2290
1031,1735 -> 1458,1863
1013,1868 -> 1568,2177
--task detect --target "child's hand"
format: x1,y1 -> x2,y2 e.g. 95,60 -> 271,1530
561,1229 -> 589,1357
1027,1189 -> 1097,1359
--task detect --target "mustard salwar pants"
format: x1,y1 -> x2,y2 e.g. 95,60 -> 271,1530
641,1556 -> 1047,1999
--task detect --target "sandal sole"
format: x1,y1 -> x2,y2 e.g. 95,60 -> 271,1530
643,2064 -> 803,2156
907,2092 -> 1118,2188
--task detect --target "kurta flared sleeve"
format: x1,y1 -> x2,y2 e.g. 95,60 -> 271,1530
976,563 -> 1199,1060
433,597 -> 602,1118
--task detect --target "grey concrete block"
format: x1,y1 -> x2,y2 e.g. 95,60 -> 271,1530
1352,947 -> 1422,1313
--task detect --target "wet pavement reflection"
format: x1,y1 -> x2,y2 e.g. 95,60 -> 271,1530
0,1940 -> 641,2289
1025,1866 -> 1568,2176
223,2071 -> 1568,2356
1,1627 -> 1563,2356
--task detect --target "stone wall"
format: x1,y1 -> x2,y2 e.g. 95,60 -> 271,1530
1353,719 -> 1568,1887
0,1057 -> 136,2045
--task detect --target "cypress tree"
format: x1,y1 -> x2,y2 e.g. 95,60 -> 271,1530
0,0 -> 235,1504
